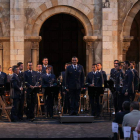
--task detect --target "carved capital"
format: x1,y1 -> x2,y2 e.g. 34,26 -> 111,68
31,42 -> 39,50
83,36 -> 101,48
122,36 -> 133,55
123,42 -> 131,55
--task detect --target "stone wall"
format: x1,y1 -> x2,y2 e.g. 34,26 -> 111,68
102,0 -> 118,74
0,0 -> 139,74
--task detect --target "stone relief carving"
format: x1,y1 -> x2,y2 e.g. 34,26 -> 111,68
102,0 -> 110,8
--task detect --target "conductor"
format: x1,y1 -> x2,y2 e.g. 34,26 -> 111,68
65,56 -> 85,115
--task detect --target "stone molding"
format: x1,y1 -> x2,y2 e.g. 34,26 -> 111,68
0,43 -> 3,49
0,37 -> 10,42
24,36 -> 42,42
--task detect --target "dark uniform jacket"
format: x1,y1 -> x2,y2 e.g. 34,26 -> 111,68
110,68 -> 116,80
0,72 -> 7,86
7,74 -> 13,83
11,73 -> 21,99
131,69 -> 139,91
86,71 -> 98,87
36,71 -> 43,85
113,69 -> 123,92
42,74 -> 57,87
24,70 -> 38,88
122,68 -> 134,94
96,70 -> 107,87
42,65 -> 53,74
65,64 -> 85,90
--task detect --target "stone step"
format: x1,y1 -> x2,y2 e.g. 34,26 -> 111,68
59,115 -> 94,123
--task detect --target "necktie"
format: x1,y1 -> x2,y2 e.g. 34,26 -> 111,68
74,65 -> 76,70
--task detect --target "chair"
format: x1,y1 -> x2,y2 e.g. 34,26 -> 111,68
0,96 -> 12,122
117,124 -> 124,140
134,92 -> 140,102
37,93 -> 44,117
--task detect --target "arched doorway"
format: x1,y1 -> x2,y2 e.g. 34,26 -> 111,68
126,10 -> 140,72
39,14 -> 86,76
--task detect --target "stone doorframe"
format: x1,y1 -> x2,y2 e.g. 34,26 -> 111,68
24,6 -> 102,73
121,0 -> 140,61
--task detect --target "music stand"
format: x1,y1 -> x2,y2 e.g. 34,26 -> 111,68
30,86 -> 40,94
6,83 -> 10,91
0,84 -> 5,96
104,80 -> 114,120
43,86 -> 60,117
88,86 -> 104,96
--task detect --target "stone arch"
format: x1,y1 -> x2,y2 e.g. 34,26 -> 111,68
122,0 -> 140,37
27,6 -> 93,36
25,1 -> 94,36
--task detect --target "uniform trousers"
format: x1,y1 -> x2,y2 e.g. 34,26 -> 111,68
69,89 -> 81,114
44,92 -> 53,117
11,95 -> 24,121
26,89 -> 37,119
89,93 -> 100,116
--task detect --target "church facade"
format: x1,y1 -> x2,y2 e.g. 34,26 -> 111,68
0,0 -> 140,76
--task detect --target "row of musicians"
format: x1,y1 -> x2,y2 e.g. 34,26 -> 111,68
0,59 -> 139,121
109,60 -> 139,114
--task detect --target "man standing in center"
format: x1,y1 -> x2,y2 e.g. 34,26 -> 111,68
65,56 -> 85,115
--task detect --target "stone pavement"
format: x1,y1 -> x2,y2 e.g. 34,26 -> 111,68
0,117 -> 114,139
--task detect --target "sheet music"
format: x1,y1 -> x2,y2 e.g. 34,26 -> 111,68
123,126 -> 131,138
112,122 -> 118,133
133,131 -> 138,140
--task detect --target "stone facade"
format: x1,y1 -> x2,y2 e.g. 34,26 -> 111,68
0,0 -> 140,75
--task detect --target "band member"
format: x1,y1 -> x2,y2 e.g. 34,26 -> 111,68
11,65 -> 23,122
110,60 -> 119,81
59,63 -> 70,114
66,56 -> 85,115
42,58 -> 53,74
130,61 -> 139,101
113,63 -> 123,112
42,66 -> 57,118
17,62 -> 25,120
36,64 -> 43,85
122,61 -> 134,102
7,67 -> 13,83
86,64 -> 99,116
24,62 -> 38,121
6,67 -> 13,97
0,65 -> 7,95
96,63 -> 107,86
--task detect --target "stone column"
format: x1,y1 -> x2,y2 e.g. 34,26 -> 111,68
0,43 -> 3,69
24,36 -> 42,71
122,36 -> 133,61
31,42 -> 39,71
83,36 -> 101,74
0,37 -> 10,72
10,0 -> 24,66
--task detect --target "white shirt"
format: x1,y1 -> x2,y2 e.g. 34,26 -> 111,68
43,65 -> 48,68
28,70 -> 32,73
0,72 -> 1,75
93,71 -> 97,74
46,73 -> 51,77
98,70 -> 101,72
72,64 -> 77,69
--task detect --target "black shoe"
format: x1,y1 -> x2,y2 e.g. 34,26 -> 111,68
69,112 -> 74,115
29,118 -> 35,122
11,119 -> 18,122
